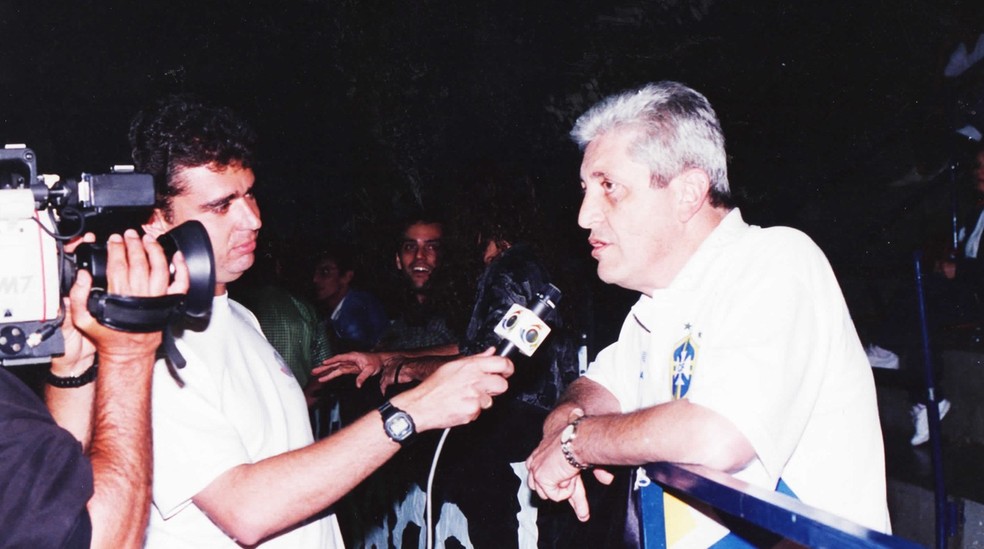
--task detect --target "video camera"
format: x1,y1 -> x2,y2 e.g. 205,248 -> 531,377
0,145 -> 215,366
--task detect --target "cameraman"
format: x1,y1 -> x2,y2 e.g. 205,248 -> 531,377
0,229 -> 189,548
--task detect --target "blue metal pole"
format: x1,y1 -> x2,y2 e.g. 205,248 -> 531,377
951,162 -> 960,252
912,250 -> 950,549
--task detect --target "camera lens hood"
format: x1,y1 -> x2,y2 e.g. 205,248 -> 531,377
157,220 -> 215,320
83,220 -> 215,333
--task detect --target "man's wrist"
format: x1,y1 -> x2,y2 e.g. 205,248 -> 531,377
46,364 -> 98,388
545,403 -> 581,436
93,349 -> 158,365
378,400 -> 416,444
390,356 -> 408,385
389,393 -> 427,432
49,355 -> 96,378
560,415 -> 592,470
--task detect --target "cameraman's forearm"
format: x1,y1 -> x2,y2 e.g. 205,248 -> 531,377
87,353 -> 155,549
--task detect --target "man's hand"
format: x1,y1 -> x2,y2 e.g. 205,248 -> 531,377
51,233 -> 98,378
525,408 -> 614,522
313,351 -> 386,388
391,347 -> 513,432
48,230 -> 191,446
70,230 -> 189,358
526,408 -> 589,520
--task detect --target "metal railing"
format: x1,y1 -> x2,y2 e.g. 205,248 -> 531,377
636,462 -> 923,548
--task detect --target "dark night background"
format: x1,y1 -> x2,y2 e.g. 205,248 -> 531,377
3,0 -> 984,336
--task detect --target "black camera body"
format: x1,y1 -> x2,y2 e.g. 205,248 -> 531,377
0,145 -> 214,366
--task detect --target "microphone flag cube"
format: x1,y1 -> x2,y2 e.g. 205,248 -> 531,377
493,303 -> 552,357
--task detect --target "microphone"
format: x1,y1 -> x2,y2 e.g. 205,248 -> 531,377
494,283 -> 562,358
425,283 -> 562,549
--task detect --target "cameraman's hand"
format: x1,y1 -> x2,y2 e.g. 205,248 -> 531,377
47,230 -> 189,451
51,233 -> 98,377
70,230 -> 190,358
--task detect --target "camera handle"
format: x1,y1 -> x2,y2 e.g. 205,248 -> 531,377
86,290 -> 186,333
86,290 -> 192,385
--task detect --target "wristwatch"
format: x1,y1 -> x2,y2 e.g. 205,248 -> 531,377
560,416 -> 591,470
378,401 -> 416,445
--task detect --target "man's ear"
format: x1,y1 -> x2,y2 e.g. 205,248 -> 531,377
142,209 -> 171,239
341,270 -> 355,286
395,253 -> 403,271
673,169 -> 712,222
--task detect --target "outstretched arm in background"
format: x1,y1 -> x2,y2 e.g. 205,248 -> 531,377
312,343 -> 460,393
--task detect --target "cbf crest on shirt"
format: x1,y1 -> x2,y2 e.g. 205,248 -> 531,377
671,324 -> 700,400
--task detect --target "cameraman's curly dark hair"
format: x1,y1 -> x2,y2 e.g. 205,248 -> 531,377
128,94 -> 257,219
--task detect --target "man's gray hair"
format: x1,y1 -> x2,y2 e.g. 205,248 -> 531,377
571,81 -> 732,206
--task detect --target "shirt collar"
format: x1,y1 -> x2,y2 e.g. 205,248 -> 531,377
667,207 -> 748,291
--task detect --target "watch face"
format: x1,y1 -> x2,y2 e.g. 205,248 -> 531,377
380,402 -> 416,443
385,411 -> 415,441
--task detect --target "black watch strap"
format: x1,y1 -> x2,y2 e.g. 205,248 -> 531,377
46,364 -> 98,388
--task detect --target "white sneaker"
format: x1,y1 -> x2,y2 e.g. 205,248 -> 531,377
910,399 -> 952,446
